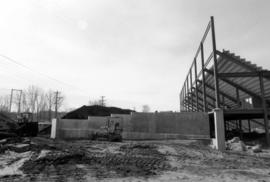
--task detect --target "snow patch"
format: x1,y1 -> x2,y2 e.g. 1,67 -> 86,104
15,144 -> 29,148
158,145 -> 177,155
37,150 -> 51,159
0,151 -> 32,176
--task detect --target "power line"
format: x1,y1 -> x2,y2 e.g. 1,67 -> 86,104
0,65 -> 36,86
0,54 -> 89,96
0,54 -> 74,87
0,60 -> 61,88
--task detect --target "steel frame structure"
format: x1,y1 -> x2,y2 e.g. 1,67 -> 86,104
179,16 -> 270,145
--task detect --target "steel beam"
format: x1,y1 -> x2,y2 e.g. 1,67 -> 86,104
196,87 -> 230,109
190,87 -> 218,109
186,92 -> 214,110
197,79 -> 238,104
185,94 -> 199,111
204,69 -> 270,105
216,50 -> 260,72
219,72 -> 258,78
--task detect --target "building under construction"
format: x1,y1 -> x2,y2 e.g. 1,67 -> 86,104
179,16 -> 270,146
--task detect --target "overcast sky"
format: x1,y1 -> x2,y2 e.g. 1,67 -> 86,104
0,0 -> 269,111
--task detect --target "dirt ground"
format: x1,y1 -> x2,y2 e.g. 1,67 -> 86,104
1,137 -> 270,182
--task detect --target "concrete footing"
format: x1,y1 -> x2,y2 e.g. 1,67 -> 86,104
50,118 -> 57,139
212,108 -> 225,151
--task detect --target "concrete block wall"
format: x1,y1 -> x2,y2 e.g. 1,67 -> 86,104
123,112 -> 210,139
55,112 -> 210,140
57,117 -> 107,139
155,112 -> 209,135
127,113 -> 154,133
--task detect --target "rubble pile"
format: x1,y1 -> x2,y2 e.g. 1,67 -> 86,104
226,137 -> 263,153
226,137 -> 247,152
252,144 -> 262,153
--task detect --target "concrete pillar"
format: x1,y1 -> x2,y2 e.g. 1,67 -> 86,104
213,108 -> 225,151
50,118 -> 58,139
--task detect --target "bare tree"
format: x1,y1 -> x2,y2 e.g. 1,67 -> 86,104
88,99 -> 100,106
10,90 -> 23,113
88,96 -> 106,106
142,105 -> 150,112
36,91 -> 47,121
24,85 -> 40,113
46,90 -> 54,121
21,92 -> 28,112
0,85 -> 66,121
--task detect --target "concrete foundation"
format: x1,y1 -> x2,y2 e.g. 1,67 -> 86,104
57,117 -> 108,139
212,108 -> 225,151
54,112 -> 210,140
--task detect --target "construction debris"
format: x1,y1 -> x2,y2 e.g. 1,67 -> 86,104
226,137 -> 247,152
225,137 -> 265,154
0,138 -> 270,181
252,144 -> 262,153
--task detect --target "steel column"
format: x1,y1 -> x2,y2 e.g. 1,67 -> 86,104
210,16 -> 220,108
183,81 -> 187,111
200,43 -> 207,112
194,59 -> 199,111
186,76 -> 190,111
179,92 -> 181,111
190,69 -> 193,111
259,74 -> 270,146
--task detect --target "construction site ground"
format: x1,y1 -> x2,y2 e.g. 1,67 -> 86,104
1,137 -> 270,182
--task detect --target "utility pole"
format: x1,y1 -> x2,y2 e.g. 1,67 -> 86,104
49,95 -> 52,121
100,96 -> 106,106
9,89 -> 13,112
54,91 -> 63,119
17,90 -> 22,114
55,91 -> 59,118
9,89 -> 22,113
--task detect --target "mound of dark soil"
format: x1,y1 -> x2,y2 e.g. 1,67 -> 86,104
62,105 -> 134,119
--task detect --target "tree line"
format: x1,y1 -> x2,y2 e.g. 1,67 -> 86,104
0,85 -> 64,122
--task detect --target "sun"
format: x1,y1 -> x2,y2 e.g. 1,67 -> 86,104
77,20 -> 88,30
